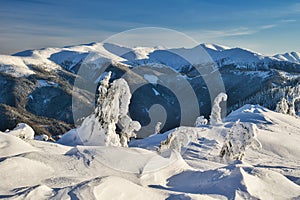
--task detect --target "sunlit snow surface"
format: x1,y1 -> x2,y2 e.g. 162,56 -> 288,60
1,105 -> 300,199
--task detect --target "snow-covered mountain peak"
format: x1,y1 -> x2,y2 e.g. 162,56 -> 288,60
200,43 -> 231,51
275,51 -> 300,64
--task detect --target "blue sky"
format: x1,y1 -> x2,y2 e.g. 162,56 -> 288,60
0,0 -> 299,55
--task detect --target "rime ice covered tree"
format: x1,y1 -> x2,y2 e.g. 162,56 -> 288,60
210,93 -> 228,126
276,98 -> 289,114
59,72 -> 141,147
220,120 -> 261,161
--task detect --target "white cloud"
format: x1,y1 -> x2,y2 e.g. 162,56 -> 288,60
280,19 -> 297,23
186,23 -> 278,41
260,24 -> 277,30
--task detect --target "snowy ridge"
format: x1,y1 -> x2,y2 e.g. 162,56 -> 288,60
275,52 -> 300,64
1,42 -> 299,77
200,43 -> 231,51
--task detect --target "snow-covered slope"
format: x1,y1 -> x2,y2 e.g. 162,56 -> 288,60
1,104 -> 300,199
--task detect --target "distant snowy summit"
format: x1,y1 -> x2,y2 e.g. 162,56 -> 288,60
0,42 -> 299,77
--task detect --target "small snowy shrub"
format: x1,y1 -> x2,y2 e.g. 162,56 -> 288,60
157,128 -> 193,154
194,116 -> 208,127
158,133 -> 181,153
220,120 -> 261,161
210,93 -> 227,126
34,134 -> 49,141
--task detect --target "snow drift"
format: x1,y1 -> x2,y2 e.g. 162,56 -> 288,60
1,104 -> 300,199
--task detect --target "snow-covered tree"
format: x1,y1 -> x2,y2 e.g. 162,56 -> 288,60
94,73 -> 141,146
276,98 -> 289,114
220,120 -> 261,161
210,93 -> 228,126
194,116 -> 208,127
59,72 -> 141,147
286,86 -> 300,116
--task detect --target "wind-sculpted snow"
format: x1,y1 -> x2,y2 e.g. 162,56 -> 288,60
1,105 -> 300,199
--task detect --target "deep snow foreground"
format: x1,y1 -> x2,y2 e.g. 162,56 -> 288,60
1,105 -> 300,199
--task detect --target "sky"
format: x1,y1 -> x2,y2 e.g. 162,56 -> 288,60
0,0 -> 300,55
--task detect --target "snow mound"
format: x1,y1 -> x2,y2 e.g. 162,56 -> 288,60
0,132 -> 37,158
225,104 -> 273,125
4,184 -> 53,200
93,176 -> 167,200
49,176 -> 167,200
6,123 -> 35,140
0,157 -> 54,190
157,162 -> 300,199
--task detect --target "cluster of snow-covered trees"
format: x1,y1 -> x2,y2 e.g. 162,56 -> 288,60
275,85 -> 300,116
194,92 -> 227,127
230,84 -> 300,117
